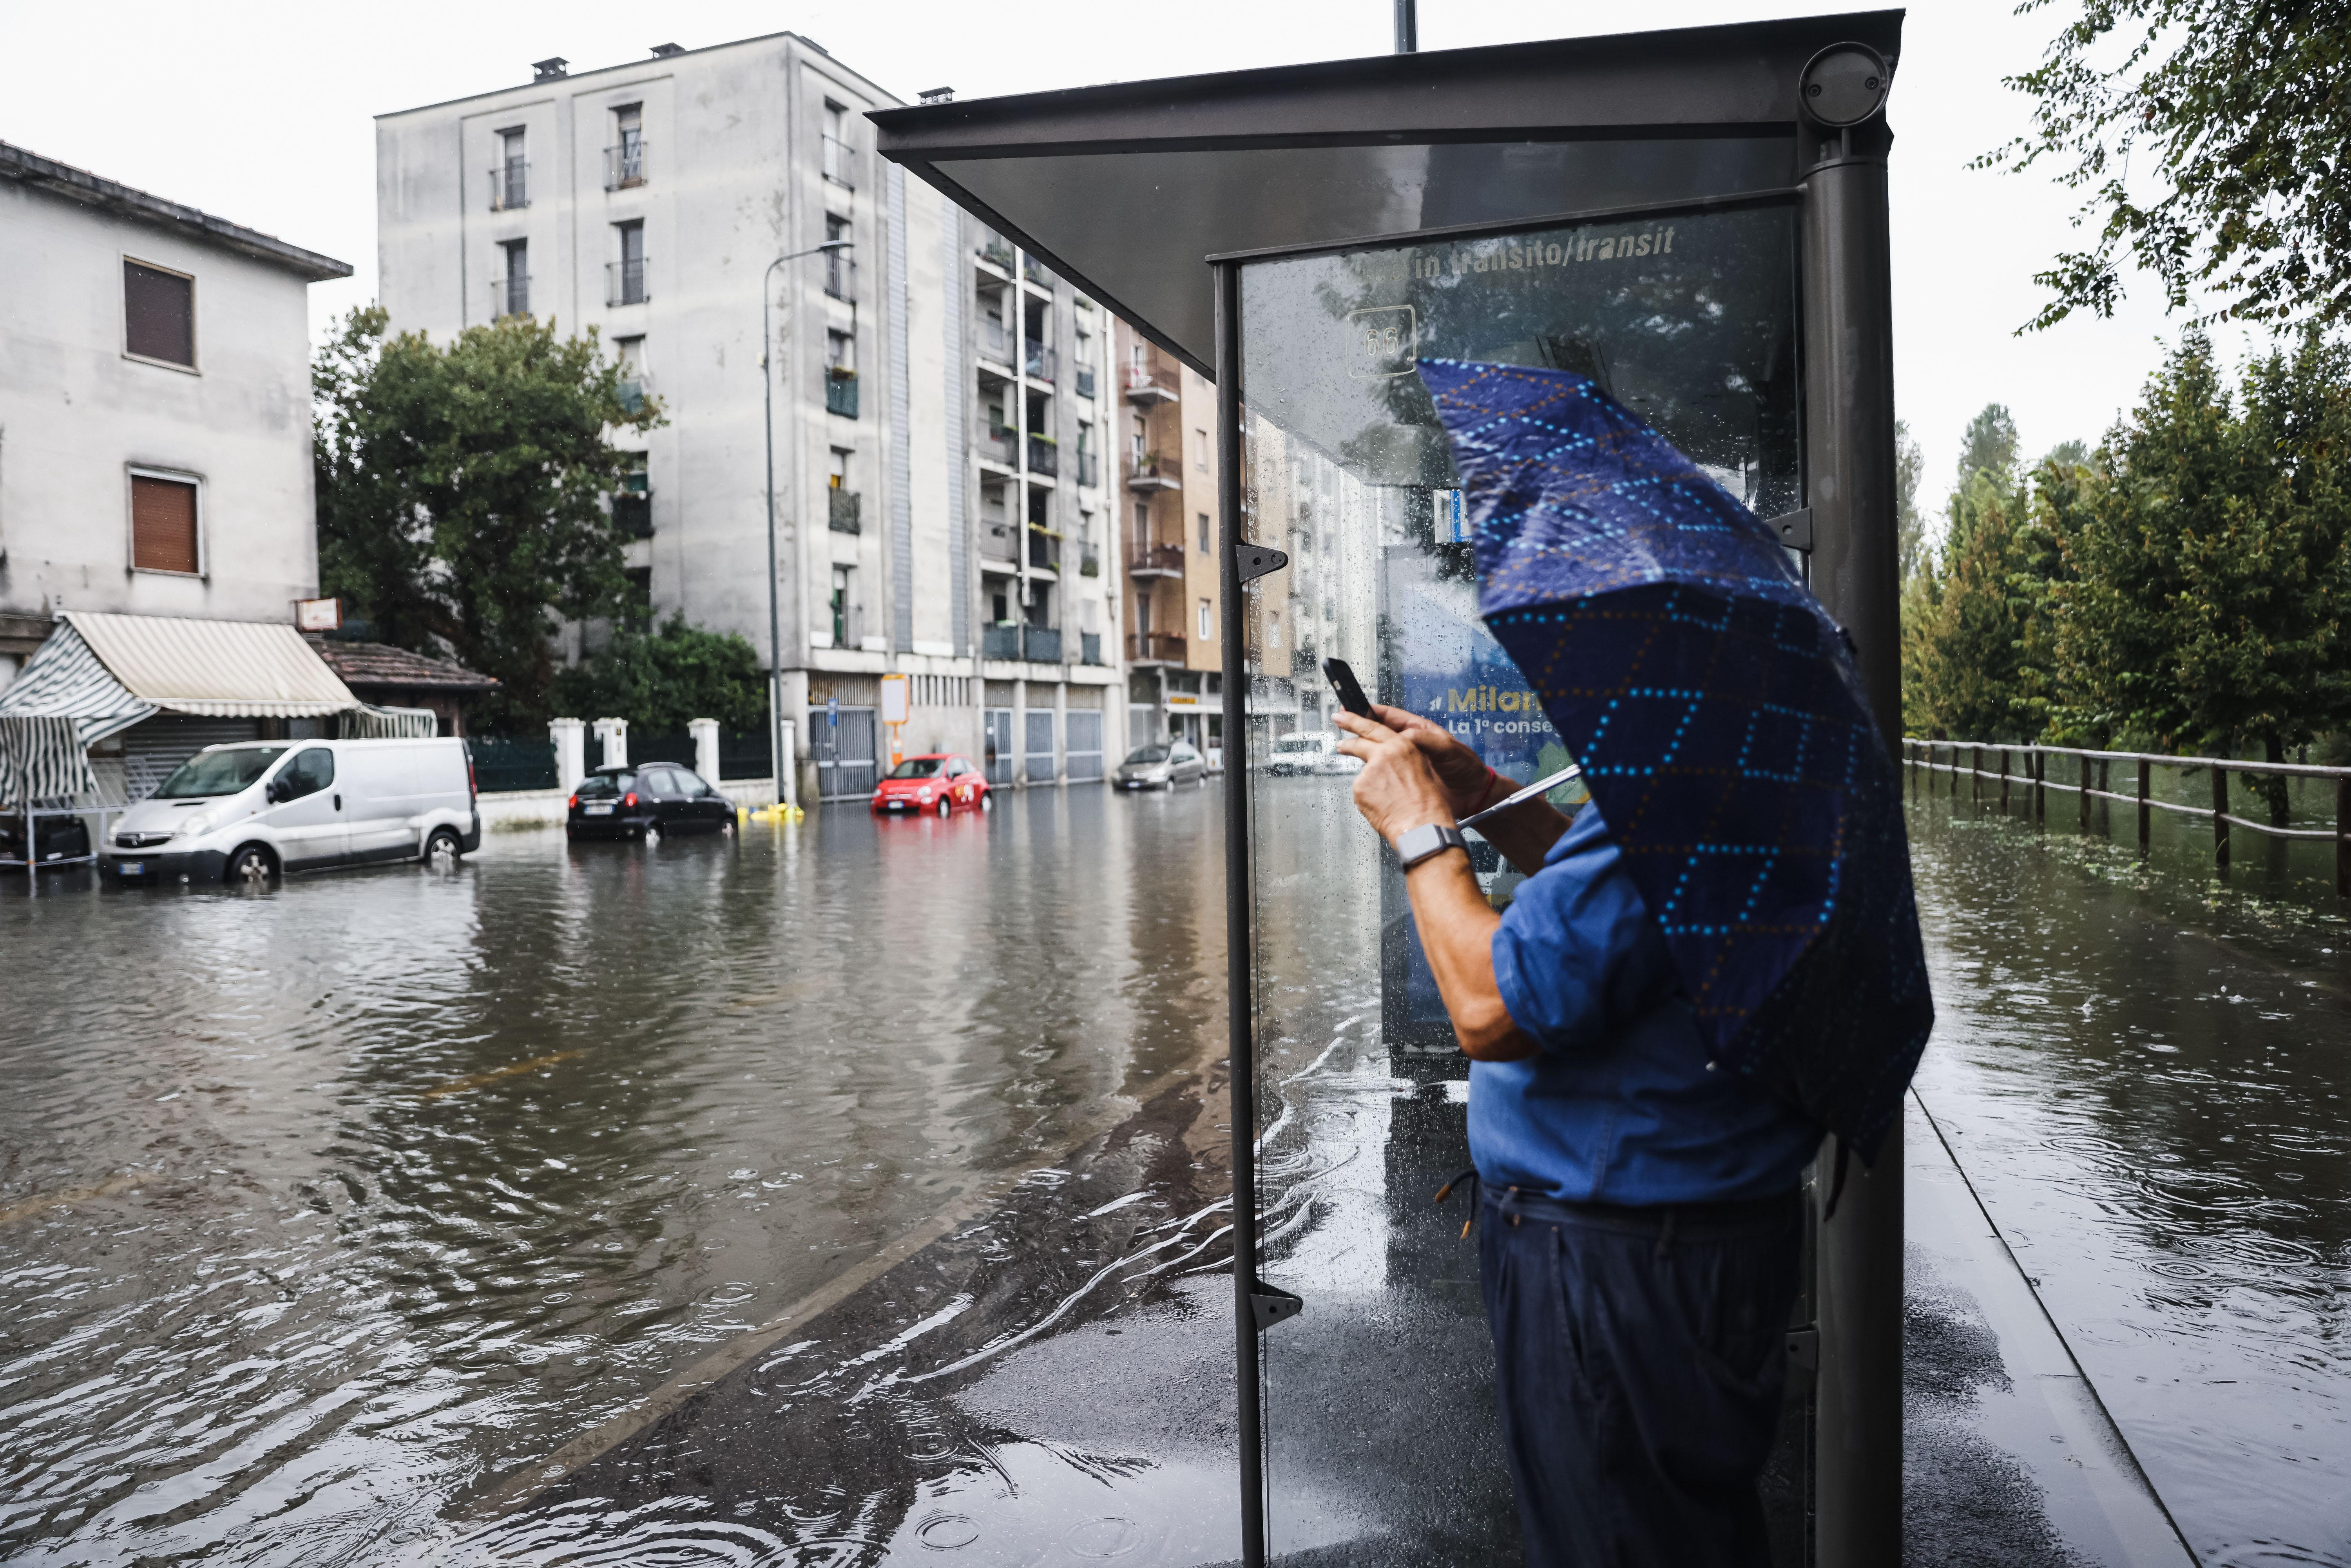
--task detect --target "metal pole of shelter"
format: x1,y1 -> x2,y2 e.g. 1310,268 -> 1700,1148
1214,257 -> 1269,1567
1393,0 -> 1417,54
1800,119 -> 1904,1568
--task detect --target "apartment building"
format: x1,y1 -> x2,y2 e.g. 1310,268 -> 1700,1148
375,36 -> 1119,799
1114,322 -> 1223,758
0,143 -> 351,684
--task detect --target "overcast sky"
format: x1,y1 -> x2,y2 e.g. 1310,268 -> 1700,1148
12,0 -> 2260,515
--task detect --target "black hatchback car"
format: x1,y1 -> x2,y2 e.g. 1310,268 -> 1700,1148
566,764 -> 736,844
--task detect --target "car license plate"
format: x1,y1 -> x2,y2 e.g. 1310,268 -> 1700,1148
118,861 -> 145,875
888,801 -> 910,811
585,803 -> 614,816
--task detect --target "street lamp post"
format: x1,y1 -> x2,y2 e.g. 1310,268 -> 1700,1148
762,240 -> 853,810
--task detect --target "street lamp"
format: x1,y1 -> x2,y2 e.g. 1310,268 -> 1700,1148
762,239 -> 853,810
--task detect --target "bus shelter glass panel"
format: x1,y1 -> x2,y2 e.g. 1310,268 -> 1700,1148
1237,201 -> 1800,1563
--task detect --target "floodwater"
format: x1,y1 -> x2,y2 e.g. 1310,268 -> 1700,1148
0,775 -> 2345,1567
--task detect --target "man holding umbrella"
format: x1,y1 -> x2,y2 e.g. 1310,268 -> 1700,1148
1331,359 -> 1934,1566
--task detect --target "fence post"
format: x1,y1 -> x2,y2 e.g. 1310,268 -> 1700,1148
1971,746 -> 1982,804
2034,749 -> 2047,822
2137,761 -> 2151,852
2079,754 -> 2091,831
1999,749 -> 2009,810
549,717 -> 586,797
2213,764 -> 2230,876
2337,775 -> 2347,897
689,717 -> 721,784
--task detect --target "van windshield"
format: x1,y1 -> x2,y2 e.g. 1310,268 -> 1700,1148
153,747 -> 288,799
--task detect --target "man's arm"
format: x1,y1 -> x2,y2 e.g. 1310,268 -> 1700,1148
1362,703 -> 1572,877
1335,710 -> 1536,1062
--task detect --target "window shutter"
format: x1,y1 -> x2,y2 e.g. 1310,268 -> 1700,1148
131,475 -> 200,573
124,263 -> 195,366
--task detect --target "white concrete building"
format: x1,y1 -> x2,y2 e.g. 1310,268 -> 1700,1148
0,142 -> 351,686
374,36 -> 1122,799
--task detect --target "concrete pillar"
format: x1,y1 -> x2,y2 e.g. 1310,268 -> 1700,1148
1053,679 -> 1068,787
779,719 -> 798,809
593,717 -> 629,770
549,717 -> 586,795
689,717 -> 721,783
1012,676 -> 1028,786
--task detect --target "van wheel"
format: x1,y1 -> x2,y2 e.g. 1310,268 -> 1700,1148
640,822 -> 662,849
425,827 -> 462,865
225,845 -> 275,885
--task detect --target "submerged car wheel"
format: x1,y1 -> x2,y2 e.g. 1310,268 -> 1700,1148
225,844 -> 275,885
936,795 -> 953,818
978,791 -> 993,813
425,827 -> 462,866
640,822 -> 663,849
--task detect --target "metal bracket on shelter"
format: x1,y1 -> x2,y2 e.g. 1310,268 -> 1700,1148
1235,544 -> 1289,584
1782,1323 -> 1820,1399
1768,507 -> 1814,553
1251,1285 -> 1303,1332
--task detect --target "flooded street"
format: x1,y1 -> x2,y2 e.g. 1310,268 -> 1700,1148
2,778 -> 2347,1565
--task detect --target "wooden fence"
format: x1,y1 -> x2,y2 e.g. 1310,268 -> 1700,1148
1903,737 -> 2351,894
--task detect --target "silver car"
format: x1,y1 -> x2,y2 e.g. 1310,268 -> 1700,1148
1112,741 -> 1208,790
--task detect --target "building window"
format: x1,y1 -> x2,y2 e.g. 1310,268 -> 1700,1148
622,566 -> 653,630
129,471 -> 200,574
1196,427 -> 1209,471
828,447 -> 860,533
1198,511 -> 1212,553
1198,598 -> 1212,641
498,240 -> 529,318
1130,415 -> 1147,464
616,335 -> 646,413
822,101 -> 853,188
611,221 -> 647,305
609,103 -> 645,188
494,127 -> 529,210
123,261 -> 194,367
824,214 -> 853,301
826,329 -> 858,417
1134,500 -> 1150,547
830,565 -> 854,646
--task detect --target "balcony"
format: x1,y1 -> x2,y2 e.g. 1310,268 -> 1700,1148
1022,255 -> 1054,288
613,493 -> 652,537
618,377 -> 646,415
1027,528 -> 1061,573
977,233 -> 1015,272
1073,450 -> 1099,487
1025,344 -> 1058,384
491,276 -> 532,319
1123,359 -> 1180,404
1129,542 -> 1186,577
824,256 -> 857,304
980,318 -> 1015,366
607,257 -> 649,306
982,623 -> 1022,659
1127,452 -> 1181,489
826,370 -> 859,418
1081,631 -> 1104,665
977,424 -> 1015,468
1128,632 -> 1186,665
1074,366 -> 1097,400
488,159 -> 529,212
822,134 -> 855,188
1022,625 -> 1062,662
980,521 -> 1018,565
828,488 -> 862,534
1026,434 -> 1059,476
603,141 -> 647,189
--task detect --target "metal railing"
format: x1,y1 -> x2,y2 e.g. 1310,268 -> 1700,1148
977,234 -> 1014,272
491,276 -> 531,319
1027,529 -> 1061,571
1022,625 -> 1062,663
1128,632 -> 1186,663
1079,552 -> 1101,578
828,488 -> 862,534
1081,631 -> 1103,665
977,425 -> 1015,467
607,258 -> 648,306
1025,344 -> 1058,383
821,134 -> 855,188
618,377 -> 647,415
613,493 -> 652,537
489,159 -> 529,211
982,623 -> 1022,659
604,141 -> 647,188
824,256 -> 857,304
1026,435 -> 1059,476
1074,366 -> 1097,400
825,371 -> 859,418
1905,737 -> 2351,891
1123,360 -> 1180,402
1073,450 -> 1099,487
1130,541 -> 1186,574
1022,255 -> 1053,288
1127,452 -> 1181,487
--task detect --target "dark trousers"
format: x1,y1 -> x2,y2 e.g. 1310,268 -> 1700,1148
1478,1186 -> 1802,1567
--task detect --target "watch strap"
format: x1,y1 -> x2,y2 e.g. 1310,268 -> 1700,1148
1395,822 -> 1469,871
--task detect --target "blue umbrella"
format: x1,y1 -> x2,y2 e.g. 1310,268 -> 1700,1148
1418,357 -> 1932,1157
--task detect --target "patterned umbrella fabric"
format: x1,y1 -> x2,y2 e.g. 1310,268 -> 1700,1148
1419,357 -> 1932,1157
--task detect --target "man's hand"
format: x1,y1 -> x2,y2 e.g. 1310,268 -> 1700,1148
1334,709 -> 1460,846
1362,703 -> 1511,820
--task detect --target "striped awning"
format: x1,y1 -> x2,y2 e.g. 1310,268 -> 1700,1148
62,611 -> 359,717
0,619 -> 157,747
0,715 -> 98,806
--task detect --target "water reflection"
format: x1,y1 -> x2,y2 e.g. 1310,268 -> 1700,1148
1908,795 -> 2351,1566
0,787 -> 1227,1566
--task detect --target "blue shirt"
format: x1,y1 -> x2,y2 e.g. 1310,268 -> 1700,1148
1476,804 -> 1821,1204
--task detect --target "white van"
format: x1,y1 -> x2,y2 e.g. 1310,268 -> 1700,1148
105,737 -> 480,885
1265,731 -> 1362,777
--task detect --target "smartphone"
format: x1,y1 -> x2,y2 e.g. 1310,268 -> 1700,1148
1323,657 -> 1373,718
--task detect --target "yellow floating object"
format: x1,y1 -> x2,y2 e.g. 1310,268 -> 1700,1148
748,803 -> 804,823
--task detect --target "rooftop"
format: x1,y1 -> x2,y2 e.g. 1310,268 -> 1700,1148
0,142 -> 351,283
307,636 -> 499,693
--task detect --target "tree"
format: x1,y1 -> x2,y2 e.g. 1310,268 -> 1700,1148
551,616 -> 770,735
1895,418 -> 1928,581
313,307 -> 660,730
1988,0 -> 2351,331
1957,403 -> 2020,490
1906,462 -> 2063,742
2052,332 -> 2351,821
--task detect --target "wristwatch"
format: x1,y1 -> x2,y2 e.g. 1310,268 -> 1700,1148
1393,821 -> 1469,871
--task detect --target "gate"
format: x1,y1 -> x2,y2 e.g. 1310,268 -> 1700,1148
813,706 -> 878,799
1023,709 -> 1056,784
983,709 -> 1014,785
1065,710 -> 1104,781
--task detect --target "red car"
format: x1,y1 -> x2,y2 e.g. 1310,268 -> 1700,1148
870,754 -> 992,817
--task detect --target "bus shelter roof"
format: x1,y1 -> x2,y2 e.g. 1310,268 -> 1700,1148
872,10 -> 1902,374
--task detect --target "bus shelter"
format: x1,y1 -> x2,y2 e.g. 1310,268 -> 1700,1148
878,15 -> 1905,1563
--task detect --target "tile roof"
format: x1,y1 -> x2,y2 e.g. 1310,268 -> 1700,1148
306,636 -> 498,692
